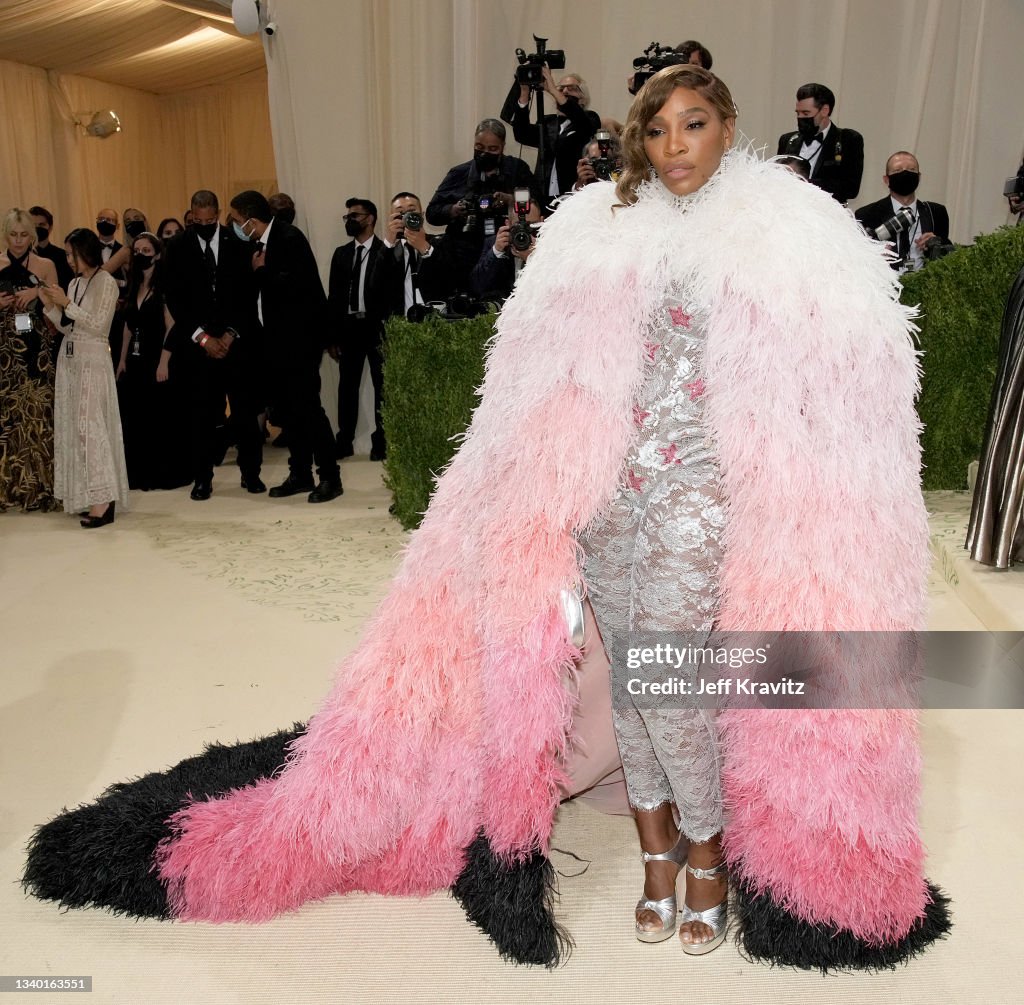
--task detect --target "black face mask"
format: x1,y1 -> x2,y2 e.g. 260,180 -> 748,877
194,222 -> 218,242
344,219 -> 363,237
125,220 -> 146,238
887,170 -> 920,197
35,226 -> 50,243
96,220 -> 117,238
796,117 -> 819,142
132,253 -> 155,271
474,151 -> 501,173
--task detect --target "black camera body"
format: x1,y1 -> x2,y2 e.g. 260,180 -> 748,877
461,188 -> 507,237
921,235 -> 954,262
402,210 -> 423,232
516,34 -> 565,87
588,156 -> 616,182
508,188 -> 534,253
587,129 -> 621,182
631,41 -> 689,92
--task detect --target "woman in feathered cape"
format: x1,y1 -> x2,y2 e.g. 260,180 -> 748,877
25,67 -> 949,970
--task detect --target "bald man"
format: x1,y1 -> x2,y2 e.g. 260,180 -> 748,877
855,151 -> 950,272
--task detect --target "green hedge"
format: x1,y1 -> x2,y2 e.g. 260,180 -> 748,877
381,230 -> 1024,527
381,313 -> 493,529
901,224 -> 1024,489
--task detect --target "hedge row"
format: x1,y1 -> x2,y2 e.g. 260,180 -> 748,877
382,226 -> 1024,528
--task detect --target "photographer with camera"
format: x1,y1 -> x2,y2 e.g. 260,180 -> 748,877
501,59 -> 601,209
855,151 -> 951,273
574,131 -> 624,190
382,192 -> 457,316
627,40 -> 711,96
426,119 -> 537,288
468,189 -> 542,302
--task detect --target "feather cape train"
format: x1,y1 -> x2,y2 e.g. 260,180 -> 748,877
25,149 -> 950,968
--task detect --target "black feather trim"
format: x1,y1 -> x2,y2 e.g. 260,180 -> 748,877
22,725 -> 305,918
732,875 -> 953,972
450,830 -> 573,968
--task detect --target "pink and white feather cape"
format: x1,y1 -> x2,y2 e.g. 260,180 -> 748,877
156,148 -> 947,966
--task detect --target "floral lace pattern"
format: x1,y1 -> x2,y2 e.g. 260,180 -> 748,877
582,289 -> 724,838
49,272 -> 130,512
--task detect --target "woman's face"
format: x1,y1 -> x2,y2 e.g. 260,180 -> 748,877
160,222 -> 182,240
134,237 -> 157,261
64,243 -> 80,275
6,223 -> 33,257
643,87 -> 735,197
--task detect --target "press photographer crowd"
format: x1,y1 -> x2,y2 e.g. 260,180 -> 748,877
2,36 -> 1023,521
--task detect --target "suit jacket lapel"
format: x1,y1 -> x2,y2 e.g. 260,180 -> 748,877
817,128 -> 841,176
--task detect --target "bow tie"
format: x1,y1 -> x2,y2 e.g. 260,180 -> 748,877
812,132 -> 825,144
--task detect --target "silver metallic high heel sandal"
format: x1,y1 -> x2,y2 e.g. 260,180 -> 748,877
634,831 -> 686,943
678,861 -> 728,955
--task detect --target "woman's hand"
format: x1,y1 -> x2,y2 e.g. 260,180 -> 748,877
14,288 -> 40,310
115,360 -> 126,379
0,291 -> 14,309
38,284 -> 70,309
156,360 -> 169,382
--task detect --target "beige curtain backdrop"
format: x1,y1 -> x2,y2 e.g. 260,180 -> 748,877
0,58 -> 274,237
265,0 -> 1024,268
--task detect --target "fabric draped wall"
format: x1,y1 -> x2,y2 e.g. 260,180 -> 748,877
265,0 -> 1024,272
1,58 -> 274,237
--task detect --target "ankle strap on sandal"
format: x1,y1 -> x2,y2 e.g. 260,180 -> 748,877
686,862 -> 726,880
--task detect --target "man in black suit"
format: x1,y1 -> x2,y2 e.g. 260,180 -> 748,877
469,198 -> 542,301
163,189 -> 265,500
777,83 -> 864,204
29,206 -> 73,290
226,189 -> 343,503
854,151 -> 951,273
327,198 -> 400,461
382,192 -> 457,316
504,67 -> 601,209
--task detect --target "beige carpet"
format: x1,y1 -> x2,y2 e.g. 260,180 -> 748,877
0,464 -> 1019,1005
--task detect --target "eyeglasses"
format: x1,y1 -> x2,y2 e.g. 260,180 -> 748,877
343,213 -> 368,222
556,84 -> 581,93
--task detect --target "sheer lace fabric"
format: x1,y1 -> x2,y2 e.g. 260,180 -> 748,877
582,289 -> 724,841
47,271 -> 130,512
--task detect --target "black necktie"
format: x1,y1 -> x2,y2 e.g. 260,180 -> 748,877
203,240 -> 216,291
897,212 -> 914,263
349,245 -> 365,312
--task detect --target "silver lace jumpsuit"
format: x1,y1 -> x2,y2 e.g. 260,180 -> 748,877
581,289 -> 724,841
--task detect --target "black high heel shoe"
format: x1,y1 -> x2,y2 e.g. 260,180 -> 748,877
80,501 -> 115,528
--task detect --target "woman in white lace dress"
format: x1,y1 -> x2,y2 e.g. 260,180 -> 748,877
39,228 -> 128,527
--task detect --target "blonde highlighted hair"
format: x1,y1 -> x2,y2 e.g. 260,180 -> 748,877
2,207 -> 36,242
615,65 -> 737,206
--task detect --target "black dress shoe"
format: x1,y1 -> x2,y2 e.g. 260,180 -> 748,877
241,475 -> 267,494
268,475 -> 315,498
369,447 -> 387,462
190,481 -> 212,501
307,480 -> 344,503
